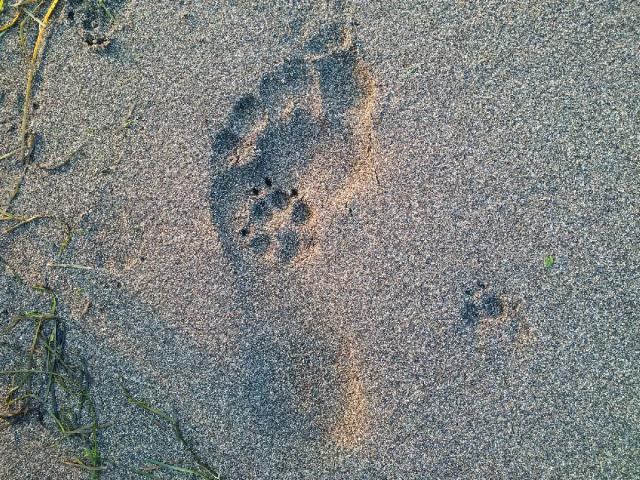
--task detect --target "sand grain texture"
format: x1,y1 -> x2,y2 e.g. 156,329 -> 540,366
1,1 -> 639,479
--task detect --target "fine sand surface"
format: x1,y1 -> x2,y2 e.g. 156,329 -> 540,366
1,1 -> 639,479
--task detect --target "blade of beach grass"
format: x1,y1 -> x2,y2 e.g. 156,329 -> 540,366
121,385 -> 220,479
3,214 -> 50,234
0,9 -> 21,34
0,147 -> 20,161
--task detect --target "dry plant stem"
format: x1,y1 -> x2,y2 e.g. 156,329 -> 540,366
0,9 -> 21,33
3,213 -> 49,234
5,165 -> 27,207
19,0 -> 60,164
37,140 -> 87,170
61,460 -> 106,472
0,148 -> 20,161
47,262 -> 95,271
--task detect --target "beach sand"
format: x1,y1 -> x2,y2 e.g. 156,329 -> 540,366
1,1 -> 639,478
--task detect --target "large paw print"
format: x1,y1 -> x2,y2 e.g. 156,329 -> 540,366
209,22 -> 375,269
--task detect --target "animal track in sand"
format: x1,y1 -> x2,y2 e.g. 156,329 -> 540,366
239,177 -> 314,264
66,0 -> 126,48
244,331 -> 367,446
210,22 -> 376,268
460,281 -> 534,348
208,22 -> 376,448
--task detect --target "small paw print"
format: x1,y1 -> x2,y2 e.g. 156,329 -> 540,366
461,282 -> 504,329
459,281 -> 533,350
